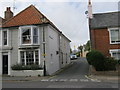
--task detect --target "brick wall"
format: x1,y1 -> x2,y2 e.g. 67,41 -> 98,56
90,28 -> 120,57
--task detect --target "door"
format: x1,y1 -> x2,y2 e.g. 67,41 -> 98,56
2,55 -> 8,74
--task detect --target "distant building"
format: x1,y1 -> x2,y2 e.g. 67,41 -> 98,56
0,5 -> 71,76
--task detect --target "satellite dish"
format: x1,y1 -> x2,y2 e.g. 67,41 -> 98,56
85,11 -> 88,14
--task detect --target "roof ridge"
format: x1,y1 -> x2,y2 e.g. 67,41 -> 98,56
93,11 -> 120,15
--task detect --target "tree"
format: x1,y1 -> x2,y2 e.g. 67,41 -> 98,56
84,40 -> 90,51
78,45 -> 83,57
70,48 -> 72,54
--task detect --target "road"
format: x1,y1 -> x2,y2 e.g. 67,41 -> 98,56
2,58 -> 119,89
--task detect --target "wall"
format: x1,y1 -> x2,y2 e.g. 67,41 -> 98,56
0,30 -> 2,75
60,34 -> 70,68
90,28 -> 120,57
46,25 -> 60,75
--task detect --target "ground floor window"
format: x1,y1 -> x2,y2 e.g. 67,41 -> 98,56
110,49 -> 120,60
20,50 -> 39,65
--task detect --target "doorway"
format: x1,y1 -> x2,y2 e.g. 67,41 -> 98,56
2,55 -> 8,74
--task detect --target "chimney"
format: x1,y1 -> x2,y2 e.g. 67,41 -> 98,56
4,7 -> 13,21
88,0 -> 93,19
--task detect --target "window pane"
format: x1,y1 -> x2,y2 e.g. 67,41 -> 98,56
26,51 -> 34,65
33,36 -> 38,44
33,28 -> 38,44
112,52 -> 120,60
33,28 -> 38,36
110,29 -> 119,43
22,28 -> 31,44
3,31 -> 7,45
35,51 -> 39,65
20,52 -> 25,65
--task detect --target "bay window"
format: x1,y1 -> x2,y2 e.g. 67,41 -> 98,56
20,26 -> 39,45
20,50 -> 40,65
109,28 -> 120,44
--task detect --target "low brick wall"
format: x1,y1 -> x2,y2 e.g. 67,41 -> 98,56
89,65 -> 120,76
11,70 -> 44,76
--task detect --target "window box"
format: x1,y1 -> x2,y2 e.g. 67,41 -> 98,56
11,70 -> 44,76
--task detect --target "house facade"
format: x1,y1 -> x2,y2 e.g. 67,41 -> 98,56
89,12 -> 120,60
0,5 -> 71,76
88,0 -> 120,60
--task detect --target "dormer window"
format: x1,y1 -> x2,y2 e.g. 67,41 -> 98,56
19,26 -> 39,45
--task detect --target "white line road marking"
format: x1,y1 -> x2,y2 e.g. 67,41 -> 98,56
85,75 -> 101,82
80,79 -> 89,82
41,79 -> 49,82
59,79 -> 68,82
91,79 -> 101,82
70,79 -> 78,82
50,79 -> 58,82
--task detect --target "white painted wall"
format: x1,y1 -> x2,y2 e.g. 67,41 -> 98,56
46,25 -> 60,75
60,35 -> 70,68
0,52 -> 2,75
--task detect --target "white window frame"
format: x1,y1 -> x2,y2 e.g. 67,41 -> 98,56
109,49 -> 120,60
2,29 -> 9,46
108,27 -> 120,44
19,25 -> 40,45
18,49 -> 40,65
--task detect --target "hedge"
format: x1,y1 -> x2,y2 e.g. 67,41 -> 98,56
11,64 -> 43,70
86,50 -> 117,71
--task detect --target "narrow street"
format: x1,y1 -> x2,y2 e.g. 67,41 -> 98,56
2,58 -> 119,88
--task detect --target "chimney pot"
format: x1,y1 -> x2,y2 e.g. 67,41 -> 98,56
4,7 -> 13,21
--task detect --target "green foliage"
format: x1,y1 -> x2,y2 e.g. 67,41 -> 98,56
86,50 -> 118,71
86,50 -> 105,71
11,64 -> 43,70
70,48 -> 72,54
84,40 -> 90,51
76,51 -> 80,57
11,64 -> 23,70
118,60 -> 120,65
104,57 -> 117,71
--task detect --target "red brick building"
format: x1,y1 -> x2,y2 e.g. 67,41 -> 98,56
89,12 -> 120,60
87,0 -> 120,60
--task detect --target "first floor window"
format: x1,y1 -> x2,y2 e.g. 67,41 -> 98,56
3,31 -> 8,45
20,50 -> 39,65
109,28 -> 120,44
20,26 -> 39,45
110,50 -> 120,60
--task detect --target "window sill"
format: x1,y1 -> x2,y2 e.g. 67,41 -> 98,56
110,43 -> 120,45
19,45 -> 40,49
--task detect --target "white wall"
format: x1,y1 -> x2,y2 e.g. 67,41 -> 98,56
46,25 -> 60,75
0,52 -> 2,75
60,35 -> 70,68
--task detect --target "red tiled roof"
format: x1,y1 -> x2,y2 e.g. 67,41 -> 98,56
2,5 -> 49,27
1,5 -> 71,42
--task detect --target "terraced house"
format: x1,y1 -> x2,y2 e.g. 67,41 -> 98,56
88,0 -> 120,60
0,5 -> 71,76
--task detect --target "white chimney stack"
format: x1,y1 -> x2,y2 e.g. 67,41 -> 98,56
88,0 -> 93,19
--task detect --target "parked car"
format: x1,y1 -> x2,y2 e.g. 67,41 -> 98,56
70,54 -> 77,60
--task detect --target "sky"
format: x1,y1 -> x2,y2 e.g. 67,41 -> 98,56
0,0 -> 119,50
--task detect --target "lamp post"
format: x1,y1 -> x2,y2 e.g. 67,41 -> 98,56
41,16 -> 46,76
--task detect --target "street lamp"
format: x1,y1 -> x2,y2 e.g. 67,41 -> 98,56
41,16 -> 46,76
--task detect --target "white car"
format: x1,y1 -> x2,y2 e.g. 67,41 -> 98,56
70,54 -> 77,60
